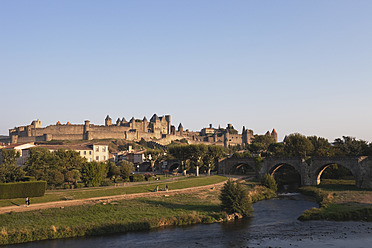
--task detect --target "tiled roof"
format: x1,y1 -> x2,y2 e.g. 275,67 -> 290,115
37,144 -> 93,151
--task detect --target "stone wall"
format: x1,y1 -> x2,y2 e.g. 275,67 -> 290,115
35,125 -> 84,136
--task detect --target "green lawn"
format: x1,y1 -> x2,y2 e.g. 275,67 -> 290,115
0,186 -> 225,245
0,175 -> 226,207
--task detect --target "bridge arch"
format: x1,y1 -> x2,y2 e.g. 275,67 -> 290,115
232,162 -> 257,176
315,163 -> 356,185
269,163 -> 300,176
269,163 -> 302,189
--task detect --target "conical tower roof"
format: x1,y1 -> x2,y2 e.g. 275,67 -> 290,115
150,114 -> 160,122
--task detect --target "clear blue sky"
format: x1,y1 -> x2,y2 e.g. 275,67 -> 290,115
1,0 -> 372,142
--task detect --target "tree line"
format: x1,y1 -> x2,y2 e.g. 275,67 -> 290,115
0,148 -> 135,188
232,134 -> 372,158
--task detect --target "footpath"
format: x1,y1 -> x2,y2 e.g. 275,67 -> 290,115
0,180 -> 227,215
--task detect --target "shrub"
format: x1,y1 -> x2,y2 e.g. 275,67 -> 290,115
129,174 -> 145,182
261,174 -> 278,192
119,161 -> 135,180
219,179 -> 252,216
0,181 -> 47,199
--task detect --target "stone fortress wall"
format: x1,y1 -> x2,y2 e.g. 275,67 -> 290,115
8,114 -> 278,147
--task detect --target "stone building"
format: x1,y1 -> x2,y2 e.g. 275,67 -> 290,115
8,114 -> 277,148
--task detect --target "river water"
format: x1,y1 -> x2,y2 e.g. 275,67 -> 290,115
8,194 -> 372,248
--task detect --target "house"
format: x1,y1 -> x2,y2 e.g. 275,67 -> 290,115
126,151 -> 146,164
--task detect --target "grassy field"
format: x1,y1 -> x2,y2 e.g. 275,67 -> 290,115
0,190 -> 225,245
0,177 -> 276,245
299,179 -> 372,221
0,175 -> 226,207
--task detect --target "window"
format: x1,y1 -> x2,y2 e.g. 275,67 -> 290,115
89,151 -> 92,155
89,158 -> 92,162
103,156 -> 106,160
96,147 -> 99,152
84,151 -> 86,155
96,156 -> 99,161
102,147 -> 106,152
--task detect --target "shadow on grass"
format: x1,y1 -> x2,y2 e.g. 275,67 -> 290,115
139,199 -> 220,213
10,201 -> 20,206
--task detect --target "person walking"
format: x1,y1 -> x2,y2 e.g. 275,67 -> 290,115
25,197 -> 30,207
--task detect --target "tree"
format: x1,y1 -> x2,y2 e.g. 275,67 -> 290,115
307,136 -> 333,156
80,161 -> 108,187
267,143 -> 285,157
284,133 -> 314,157
25,147 -> 86,187
65,169 -> 81,185
119,160 -> 134,181
231,151 -> 251,159
46,169 -> 65,188
333,136 -> 368,156
0,149 -> 25,183
249,135 -> 276,155
144,149 -> 162,171
261,174 -> 278,192
189,144 -> 207,176
168,145 -> 191,176
219,179 -> 252,216
203,145 -> 226,175
107,162 -> 121,182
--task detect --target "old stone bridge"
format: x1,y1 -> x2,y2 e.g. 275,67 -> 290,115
218,156 -> 372,188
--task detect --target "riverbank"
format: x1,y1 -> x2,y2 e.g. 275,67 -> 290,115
298,179 -> 372,221
0,180 -> 275,245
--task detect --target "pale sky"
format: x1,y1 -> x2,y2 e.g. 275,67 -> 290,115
1,1 -> 372,142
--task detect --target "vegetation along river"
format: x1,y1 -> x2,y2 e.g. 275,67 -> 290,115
7,194 -> 372,248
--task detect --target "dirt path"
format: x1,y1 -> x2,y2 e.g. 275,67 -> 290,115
0,181 -> 227,214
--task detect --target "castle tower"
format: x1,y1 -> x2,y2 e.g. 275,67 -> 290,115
130,117 -> 135,129
242,126 -> 247,145
142,116 -> 148,132
105,115 -> 112,126
165,115 -> 171,134
84,120 -> 91,140
116,118 -> 121,126
271,128 -> 278,142
265,131 -> 271,136
31,119 -> 41,128
178,123 -> 184,136
224,129 -> 229,148
170,125 -> 176,135
121,117 -> 127,124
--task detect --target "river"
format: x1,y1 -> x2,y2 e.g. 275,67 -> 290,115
7,194 -> 372,248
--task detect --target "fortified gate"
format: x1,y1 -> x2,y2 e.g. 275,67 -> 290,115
218,156 -> 372,188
